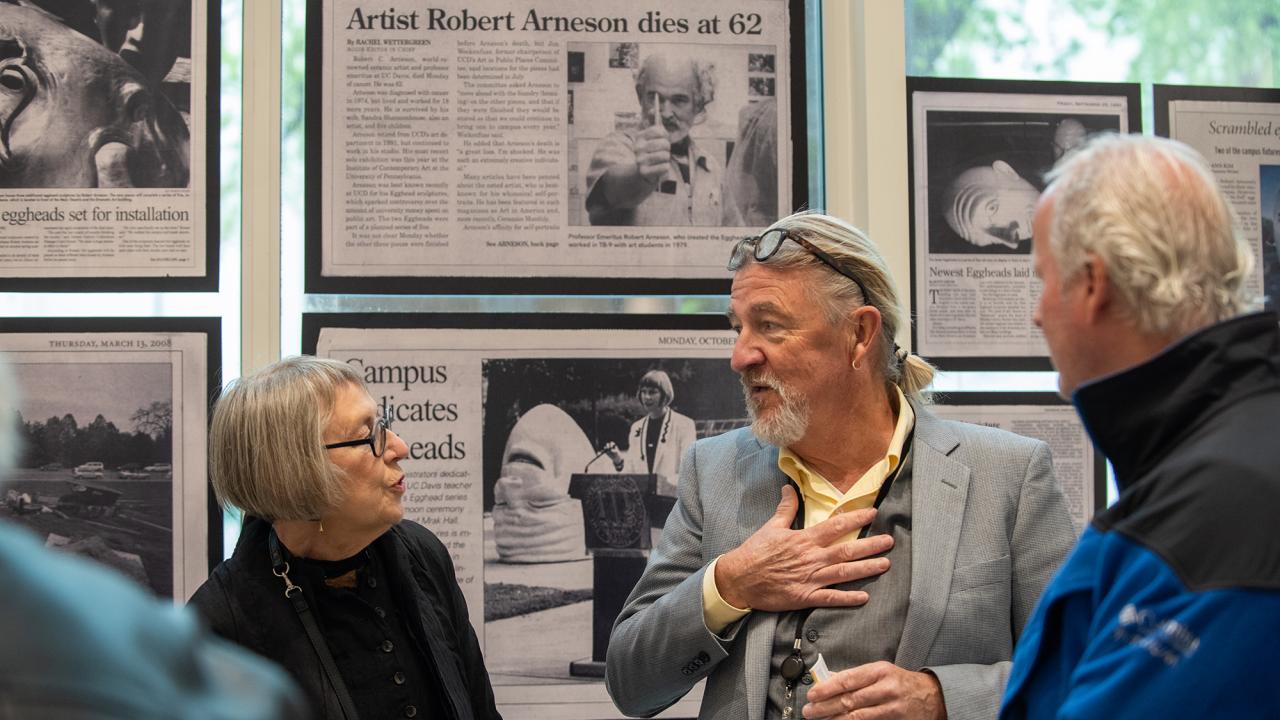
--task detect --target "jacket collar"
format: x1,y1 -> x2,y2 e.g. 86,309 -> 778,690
1072,311 -> 1280,490
232,515 -> 272,560
910,401 -> 960,458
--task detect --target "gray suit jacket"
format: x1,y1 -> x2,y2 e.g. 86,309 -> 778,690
605,408 -> 1076,720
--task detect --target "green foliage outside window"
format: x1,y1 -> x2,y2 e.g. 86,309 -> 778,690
906,0 -> 1278,88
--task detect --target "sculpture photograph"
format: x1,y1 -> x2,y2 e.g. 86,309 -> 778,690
924,110 -> 1117,255
0,1 -> 190,188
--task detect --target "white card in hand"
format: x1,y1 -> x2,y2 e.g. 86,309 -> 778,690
810,653 -> 833,683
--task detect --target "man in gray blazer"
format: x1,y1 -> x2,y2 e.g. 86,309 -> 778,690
605,211 -> 1076,720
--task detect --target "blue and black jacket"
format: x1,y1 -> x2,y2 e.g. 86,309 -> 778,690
1001,312 -> 1280,719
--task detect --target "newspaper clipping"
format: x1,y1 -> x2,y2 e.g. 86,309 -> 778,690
931,402 -> 1099,532
0,330 -> 210,600
910,86 -> 1132,360
314,323 -> 744,718
318,0 -> 791,280
0,1 -> 208,282
1158,88 -> 1280,308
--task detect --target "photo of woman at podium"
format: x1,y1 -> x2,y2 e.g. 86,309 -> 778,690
603,370 -> 696,497
479,356 -> 744,693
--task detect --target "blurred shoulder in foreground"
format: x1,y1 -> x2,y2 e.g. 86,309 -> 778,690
0,521 -> 308,719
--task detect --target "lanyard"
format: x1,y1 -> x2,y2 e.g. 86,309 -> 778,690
778,435 -> 911,716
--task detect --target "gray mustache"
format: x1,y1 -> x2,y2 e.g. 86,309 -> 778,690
740,373 -> 781,391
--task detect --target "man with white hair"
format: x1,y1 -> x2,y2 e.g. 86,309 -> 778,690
585,52 -> 722,226
606,211 -> 1076,720
1000,134 -> 1280,718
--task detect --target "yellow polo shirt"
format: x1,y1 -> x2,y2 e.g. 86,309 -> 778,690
701,386 -> 915,634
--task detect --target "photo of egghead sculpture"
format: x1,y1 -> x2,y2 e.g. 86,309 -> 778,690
925,112 -> 1117,255
568,42 -> 780,228
478,357 -> 744,684
0,1 -> 191,188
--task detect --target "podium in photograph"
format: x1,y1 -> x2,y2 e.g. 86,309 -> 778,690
566,472 -> 676,677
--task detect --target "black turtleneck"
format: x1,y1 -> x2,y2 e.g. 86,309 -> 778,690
1074,311 -> 1280,590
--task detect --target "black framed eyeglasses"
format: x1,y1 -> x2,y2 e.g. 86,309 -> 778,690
728,228 -> 867,300
324,415 -> 390,457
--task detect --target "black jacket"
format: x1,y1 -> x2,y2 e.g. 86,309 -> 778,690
1079,310 -> 1280,591
189,517 -> 501,720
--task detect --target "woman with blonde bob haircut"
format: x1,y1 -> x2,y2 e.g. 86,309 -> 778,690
604,368 -> 698,496
190,356 -> 501,720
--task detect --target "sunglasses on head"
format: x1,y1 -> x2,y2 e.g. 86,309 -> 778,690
728,228 -> 867,300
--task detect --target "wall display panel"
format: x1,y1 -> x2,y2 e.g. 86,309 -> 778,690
304,313 -> 743,718
306,0 -> 809,295
1155,85 -> 1280,310
0,0 -> 218,292
0,317 -> 220,600
907,77 -> 1140,369
930,393 -> 1105,533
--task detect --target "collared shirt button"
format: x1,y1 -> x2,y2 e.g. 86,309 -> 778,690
393,671 -> 406,685
374,606 -> 386,618
802,673 -> 814,685
367,576 -> 378,588
404,705 -> 418,717
805,629 -> 819,642
381,640 -> 394,653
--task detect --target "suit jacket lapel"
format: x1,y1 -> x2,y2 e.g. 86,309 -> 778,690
736,435 -> 783,720
896,410 -> 970,670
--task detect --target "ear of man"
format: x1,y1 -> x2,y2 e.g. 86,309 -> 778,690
847,305 -> 883,369
1078,252 -> 1112,324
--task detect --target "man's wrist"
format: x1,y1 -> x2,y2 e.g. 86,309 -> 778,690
713,549 -> 748,610
919,669 -> 947,720
703,556 -> 751,635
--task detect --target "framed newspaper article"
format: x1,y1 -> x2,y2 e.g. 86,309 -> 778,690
1154,84 -> 1280,311
0,317 -> 221,601
305,0 -> 810,295
907,77 -> 1141,370
930,392 -> 1107,533
304,312 -> 743,718
0,1 -> 219,292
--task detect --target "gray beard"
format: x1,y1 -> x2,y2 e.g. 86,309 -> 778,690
741,372 -> 810,448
